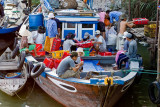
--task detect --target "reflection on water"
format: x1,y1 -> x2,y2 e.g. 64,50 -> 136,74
0,43 -> 157,107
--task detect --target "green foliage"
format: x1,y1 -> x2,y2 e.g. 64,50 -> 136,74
32,0 -> 40,6
123,0 -> 157,21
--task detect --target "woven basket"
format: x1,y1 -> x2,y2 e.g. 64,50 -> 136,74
60,0 -> 78,9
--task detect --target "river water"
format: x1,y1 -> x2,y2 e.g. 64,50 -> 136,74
0,42 -> 157,107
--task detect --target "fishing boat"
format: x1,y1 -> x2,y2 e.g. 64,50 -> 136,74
0,0 -> 28,34
0,0 -> 28,51
20,0 -> 143,106
0,48 -> 28,96
24,53 -> 142,107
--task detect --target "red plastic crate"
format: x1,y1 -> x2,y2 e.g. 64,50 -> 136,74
81,42 -> 93,48
61,52 -> 71,59
43,58 -> 54,69
98,52 -> 112,56
133,18 -> 149,25
35,44 -> 43,52
52,59 -> 62,69
30,51 -> 45,57
51,38 -> 61,51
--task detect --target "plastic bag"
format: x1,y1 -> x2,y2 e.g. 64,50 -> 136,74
107,34 -> 117,45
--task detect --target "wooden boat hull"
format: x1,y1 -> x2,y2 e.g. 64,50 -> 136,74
34,73 -> 135,107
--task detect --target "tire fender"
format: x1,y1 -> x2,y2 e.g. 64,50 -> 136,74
148,81 -> 160,104
17,51 -> 26,70
26,61 -> 34,78
11,44 -> 20,59
31,62 -> 45,78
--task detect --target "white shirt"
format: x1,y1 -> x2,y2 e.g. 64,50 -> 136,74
96,36 -> 106,51
32,31 -> 45,44
63,39 -> 75,51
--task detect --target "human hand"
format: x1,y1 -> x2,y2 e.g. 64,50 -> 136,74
80,61 -> 84,66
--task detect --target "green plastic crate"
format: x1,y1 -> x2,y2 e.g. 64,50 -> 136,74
84,51 -> 90,56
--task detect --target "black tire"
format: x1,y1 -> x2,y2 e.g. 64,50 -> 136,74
148,81 -> 160,104
11,44 -> 20,59
31,62 -> 45,78
26,61 -> 34,78
17,51 -> 26,70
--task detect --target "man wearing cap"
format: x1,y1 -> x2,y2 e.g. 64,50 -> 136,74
125,33 -> 137,58
116,14 -> 135,51
56,52 -> 84,79
83,32 -> 90,41
93,30 -> 106,53
47,13 -> 58,38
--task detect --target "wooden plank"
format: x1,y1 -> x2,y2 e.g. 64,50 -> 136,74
0,62 -> 17,66
0,66 -> 18,71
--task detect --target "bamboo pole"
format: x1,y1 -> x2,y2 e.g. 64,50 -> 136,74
157,0 -> 160,82
129,0 -> 131,21
28,0 -> 31,12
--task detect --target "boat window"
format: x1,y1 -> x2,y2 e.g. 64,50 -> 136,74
67,23 -> 75,28
82,24 -> 93,28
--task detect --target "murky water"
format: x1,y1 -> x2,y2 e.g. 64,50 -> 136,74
0,43 -> 158,107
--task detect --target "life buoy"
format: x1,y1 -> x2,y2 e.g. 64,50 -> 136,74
104,77 -> 113,85
26,61 -> 34,78
11,44 -> 20,59
31,62 -> 45,78
148,81 -> 160,104
17,51 -> 26,70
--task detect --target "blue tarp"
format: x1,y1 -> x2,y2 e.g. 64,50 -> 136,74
83,60 -> 104,72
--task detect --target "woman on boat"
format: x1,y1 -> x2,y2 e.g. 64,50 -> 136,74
63,33 -> 77,52
32,26 -> 46,46
19,25 -> 38,57
56,52 -> 84,79
82,32 -> 91,42
76,47 -> 84,72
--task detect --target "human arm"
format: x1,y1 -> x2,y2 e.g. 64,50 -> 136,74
126,22 -> 136,28
72,61 -> 84,72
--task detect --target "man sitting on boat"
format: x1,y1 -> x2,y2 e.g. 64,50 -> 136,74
93,30 -> 106,53
56,52 -> 84,79
125,33 -> 137,58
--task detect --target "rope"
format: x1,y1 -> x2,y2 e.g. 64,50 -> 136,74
15,80 -> 35,100
122,69 -> 160,75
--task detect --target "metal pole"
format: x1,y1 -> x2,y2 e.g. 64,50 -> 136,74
28,0 -> 31,12
129,0 -> 131,21
157,0 -> 160,82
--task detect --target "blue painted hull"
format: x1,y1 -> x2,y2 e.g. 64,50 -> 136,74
0,26 -> 20,34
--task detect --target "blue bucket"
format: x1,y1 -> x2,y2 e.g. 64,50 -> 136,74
29,13 -> 43,28
5,73 -> 21,79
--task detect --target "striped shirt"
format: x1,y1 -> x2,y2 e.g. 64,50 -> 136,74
109,11 -> 122,23
47,19 -> 58,38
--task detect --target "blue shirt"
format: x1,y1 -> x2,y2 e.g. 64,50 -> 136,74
124,40 -> 129,51
127,40 -> 137,58
109,11 -> 122,23
47,19 -> 58,38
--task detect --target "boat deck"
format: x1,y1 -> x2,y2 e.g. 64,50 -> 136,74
0,61 -> 18,71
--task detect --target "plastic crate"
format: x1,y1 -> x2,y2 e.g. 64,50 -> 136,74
43,58 -> 54,69
52,50 -> 70,59
84,51 -> 90,56
98,52 -> 112,56
30,51 -> 45,57
82,42 -> 93,48
35,44 -> 43,52
62,51 -> 71,59
83,48 -> 90,51
53,59 -> 62,69
133,18 -> 149,25
51,38 -> 61,51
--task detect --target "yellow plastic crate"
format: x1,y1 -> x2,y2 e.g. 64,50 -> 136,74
52,50 -> 70,59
